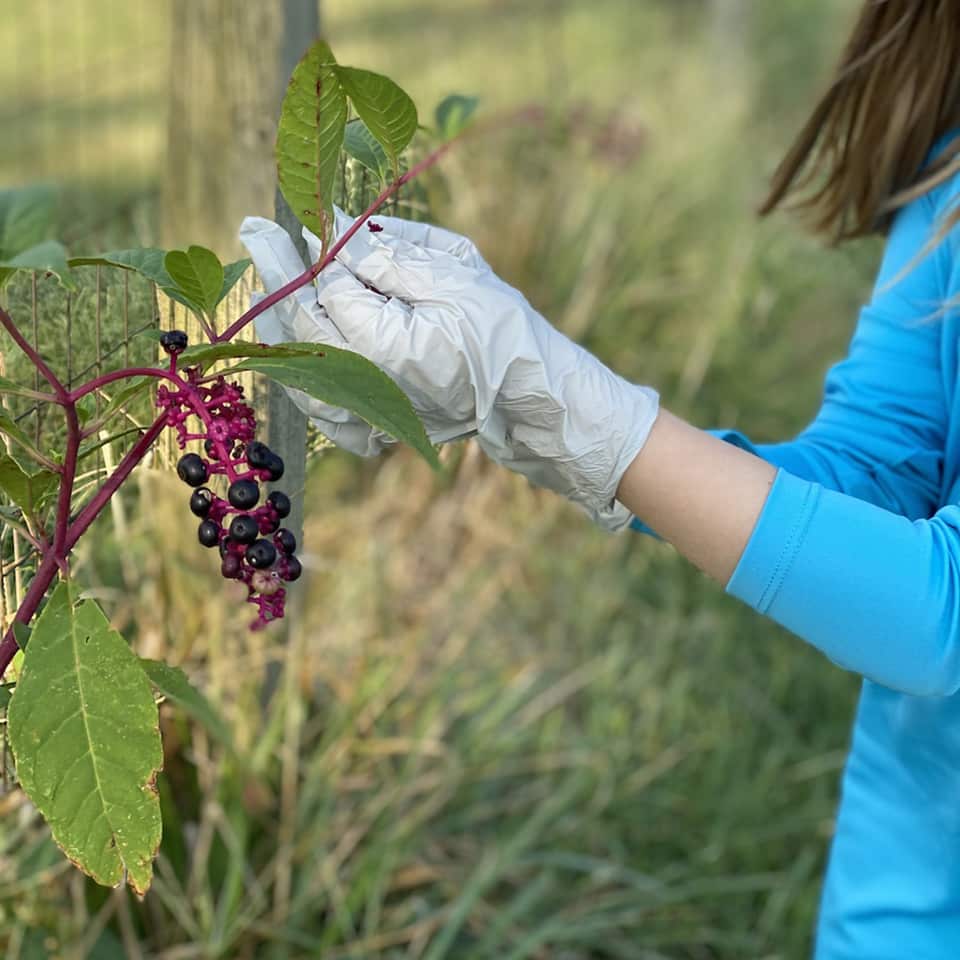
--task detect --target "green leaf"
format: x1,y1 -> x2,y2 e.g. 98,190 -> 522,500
217,258 -> 252,308
0,185 -> 55,260
0,683 -> 13,709
7,582 -> 163,895
69,249 -> 199,314
180,339 -> 331,371
0,450 -> 57,514
233,346 -> 440,469
435,94 -> 479,139
343,119 -> 391,181
0,373 -> 46,399
276,39 -> 348,245
0,407 -> 51,467
335,66 -> 418,166
12,621 -> 30,651
139,659 -> 235,752
164,246 -> 224,319
0,240 -> 77,292
69,248 -> 172,286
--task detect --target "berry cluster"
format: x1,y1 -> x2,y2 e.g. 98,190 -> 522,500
158,330 -> 302,630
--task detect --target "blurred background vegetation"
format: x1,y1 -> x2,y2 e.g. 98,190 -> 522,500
1,1 -> 877,957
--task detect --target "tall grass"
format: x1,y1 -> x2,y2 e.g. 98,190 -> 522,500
1,2 -> 874,957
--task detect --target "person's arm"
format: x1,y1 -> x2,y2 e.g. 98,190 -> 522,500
618,411 -> 776,584
618,415 -> 960,697
617,179 -> 960,695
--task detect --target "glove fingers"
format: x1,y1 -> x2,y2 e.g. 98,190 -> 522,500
365,215 -> 490,271
314,260 -> 412,360
335,230 -> 475,302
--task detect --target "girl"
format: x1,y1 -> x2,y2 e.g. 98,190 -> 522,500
242,3 -> 960,955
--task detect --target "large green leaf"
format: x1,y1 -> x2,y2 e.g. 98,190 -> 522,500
164,246 -> 224,319
335,66 -> 418,166
343,119 -> 391,181
0,240 -> 77,291
0,185 -> 55,260
7,582 -> 163,894
435,94 -> 480,140
0,450 -> 57,513
139,659 -> 235,753
276,39 -> 347,245
233,347 -> 440,469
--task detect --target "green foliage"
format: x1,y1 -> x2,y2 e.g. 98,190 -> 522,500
139,658 -> 235,753
276,39 -> 348,245
181,339 -> 440,468
276,39 -> 419,246
435,94 -> 480,139
0,450 -> 57,514
0,407 -> 52,468
0,186 -> 76,291
164,245 -> 223,320
7,581 -> 163,895
70,248 -> 250,324
335,66 -> 418,171
343,118 -> 391,181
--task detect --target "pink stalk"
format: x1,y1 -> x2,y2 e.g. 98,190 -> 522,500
0,307 -> 68,402
0,413 -> 168,677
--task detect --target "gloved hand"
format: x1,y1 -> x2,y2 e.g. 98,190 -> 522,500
239,212 -> 659,531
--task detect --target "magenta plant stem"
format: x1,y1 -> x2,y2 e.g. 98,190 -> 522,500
0,412 -> 168,678
0,307 -> 68,402
71,367 -> 239,482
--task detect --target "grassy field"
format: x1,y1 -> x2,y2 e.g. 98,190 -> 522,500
1,2 -> 878,957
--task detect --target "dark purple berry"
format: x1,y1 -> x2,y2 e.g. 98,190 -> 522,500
219,536 -> 234,558
275,528 -> 297,555
189,487 -> 213,517
244,441 -> 271,469
229,514 -> 259,544
264,453 -> 285,481
198,519 -> 221,548
228,479 -> 259,510
267,490 -> 291,518
245,539 -> 277,569
221,554 -> 242,579
280,556 -> 302,582
177,453 -> 208,487
204,438 -> 221,461
160,329 -> 188,355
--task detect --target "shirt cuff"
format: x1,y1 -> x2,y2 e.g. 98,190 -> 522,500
724,468 -> 821,614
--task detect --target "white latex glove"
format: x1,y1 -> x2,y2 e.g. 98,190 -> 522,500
239,214 -> 393,456
240,212 -> 659,531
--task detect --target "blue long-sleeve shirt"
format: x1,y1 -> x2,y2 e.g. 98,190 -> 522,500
632,137 -> 960,958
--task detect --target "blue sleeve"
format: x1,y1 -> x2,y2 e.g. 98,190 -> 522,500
634,178 -> 960,695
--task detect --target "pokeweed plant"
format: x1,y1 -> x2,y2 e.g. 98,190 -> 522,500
0,39 -> 478,895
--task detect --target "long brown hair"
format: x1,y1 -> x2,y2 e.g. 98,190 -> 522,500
759,0 -> 960,244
